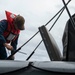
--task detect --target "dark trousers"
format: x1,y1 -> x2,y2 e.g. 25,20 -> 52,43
0,44 -> 7,59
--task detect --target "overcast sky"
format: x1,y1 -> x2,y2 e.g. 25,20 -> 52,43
0,0 -> 75,61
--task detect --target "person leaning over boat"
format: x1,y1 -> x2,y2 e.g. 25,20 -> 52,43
0,11 -> 25,60
62,14 -> 75,61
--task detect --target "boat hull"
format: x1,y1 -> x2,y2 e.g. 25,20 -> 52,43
0,60 -> 75,75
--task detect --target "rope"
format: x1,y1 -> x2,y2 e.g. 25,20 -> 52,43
62,0 -> 75,30
26,40 -> 42,60
18,51 -> 27,55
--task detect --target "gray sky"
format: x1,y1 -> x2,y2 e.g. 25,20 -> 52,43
0,0 -> 75,61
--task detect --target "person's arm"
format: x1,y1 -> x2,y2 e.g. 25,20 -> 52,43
11,35 -> 19,50
3,43 -> 13,50
0,20 -> 7,44
0,20 -> 13,50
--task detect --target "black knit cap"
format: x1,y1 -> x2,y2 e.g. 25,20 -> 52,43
14,15 -> 25,30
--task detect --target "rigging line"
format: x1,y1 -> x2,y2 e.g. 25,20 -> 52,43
26,6 -> 66,61
62,0 -> 75,30
6,0 -> 70,60
26,40 -> 42,60
44,0 -> 71,27
19,31 -> 39,48
49,6 -> 65,31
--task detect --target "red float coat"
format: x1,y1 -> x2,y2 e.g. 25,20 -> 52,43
3,11 -> 20,43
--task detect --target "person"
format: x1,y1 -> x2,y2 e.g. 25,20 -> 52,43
62,14 -> 75,61
0,11 -> 25,60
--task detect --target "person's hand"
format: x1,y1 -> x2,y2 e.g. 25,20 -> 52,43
3,43 -> 13,51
